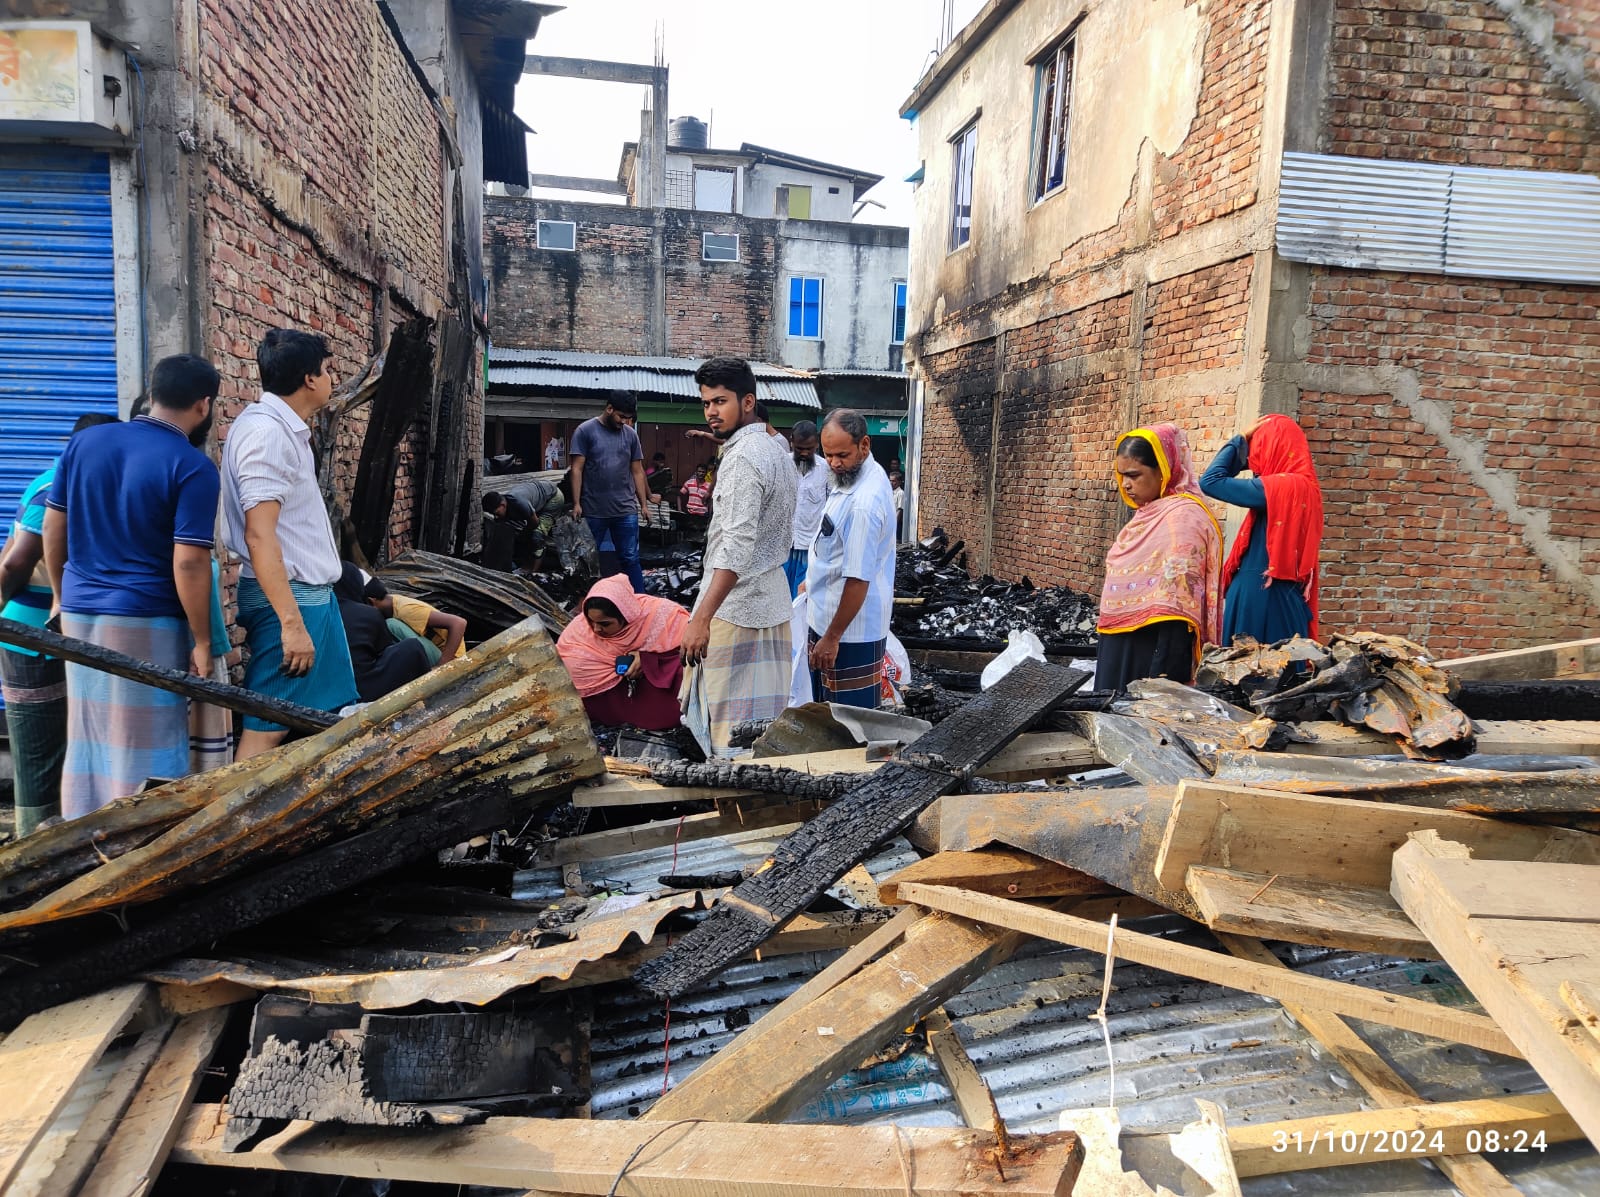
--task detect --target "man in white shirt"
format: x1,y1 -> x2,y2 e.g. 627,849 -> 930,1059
805,409 -> 897,709
783,420 -> 828,599
679,357 -> 797,758
222,328 -> 359,758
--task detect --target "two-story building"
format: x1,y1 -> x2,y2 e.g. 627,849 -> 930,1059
901,0 -> 1600,657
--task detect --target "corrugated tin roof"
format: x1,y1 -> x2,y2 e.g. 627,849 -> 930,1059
1277,152 -> 1600,285
487,349 -> 821,408
543,824 -> 1599,1191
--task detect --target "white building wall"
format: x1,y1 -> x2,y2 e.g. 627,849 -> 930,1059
776,224 -> 907,371
744,163 -> 858,222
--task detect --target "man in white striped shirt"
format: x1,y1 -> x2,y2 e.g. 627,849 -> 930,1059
222,329 -> 359,758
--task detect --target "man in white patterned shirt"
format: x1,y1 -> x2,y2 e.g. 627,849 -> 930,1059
806,409 -> 897,708
679,357 -> 797,758
222,329 -> 359,758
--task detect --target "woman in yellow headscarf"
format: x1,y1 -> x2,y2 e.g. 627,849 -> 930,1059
1095,424 -> 1224,691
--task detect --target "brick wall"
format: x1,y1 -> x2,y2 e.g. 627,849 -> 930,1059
915,0 -> 1270,599
198,0 -> 450,568
486,199 -> 781,359
1326,0 -> 1600,172
1301,269 -> 1600,655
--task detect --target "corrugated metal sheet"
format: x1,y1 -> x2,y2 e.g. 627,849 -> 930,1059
1277,152 -> 1449,274
496,801 -> 1596,1190
488,348 -> 821,409
0,150 -> 119,539
1277,151 -> 1600,285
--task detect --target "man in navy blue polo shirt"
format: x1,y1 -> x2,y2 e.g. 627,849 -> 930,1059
44,355 -> 223,818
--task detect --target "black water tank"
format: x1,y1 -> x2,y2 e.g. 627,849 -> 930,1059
669,116 -> 708,150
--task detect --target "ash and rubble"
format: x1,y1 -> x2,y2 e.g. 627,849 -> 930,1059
892,530 -> 1099,647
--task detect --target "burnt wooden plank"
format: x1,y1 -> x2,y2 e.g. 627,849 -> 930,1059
634,662 -> 1089,1000
897,660 -> 1090,776
0,774 -> 575,1027
0,617 -> 336,733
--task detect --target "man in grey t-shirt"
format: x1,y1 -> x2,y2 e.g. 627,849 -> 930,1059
569,391 -> 657,592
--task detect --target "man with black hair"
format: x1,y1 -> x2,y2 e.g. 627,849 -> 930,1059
43,356 -> 223,816
223,328 -> 359,759
568,390 -> 656,592
784,418 -> 827,598
805,408 -> 897,709
0,412 -> 119,832
680,356 -> 797,758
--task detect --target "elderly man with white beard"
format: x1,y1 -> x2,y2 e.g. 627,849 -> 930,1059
804,409 -> 897,708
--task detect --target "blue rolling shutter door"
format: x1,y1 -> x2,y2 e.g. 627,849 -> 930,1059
0,149 -> 119,541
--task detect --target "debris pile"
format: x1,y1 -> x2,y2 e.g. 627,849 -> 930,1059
2,632 -> 1599,1195
893,530 -> 1098,648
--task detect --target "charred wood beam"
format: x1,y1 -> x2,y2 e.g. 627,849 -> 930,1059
1454,680 -> 1600,721
0,775 -> 565,1027
0,617 -> 336,733
647,760 -> 858,801
350,318 -> 435,565
634,660 -> 1090,999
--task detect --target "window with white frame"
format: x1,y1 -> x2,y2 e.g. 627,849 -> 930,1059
536,220 -> 576,251
949,121 -> 977,250
787,276 -> 823,339
1031,34 -> 1076,201
891,281 -> 907,345
703,232 -> 739,262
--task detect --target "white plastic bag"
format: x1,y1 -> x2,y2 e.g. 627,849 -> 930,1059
789,591 -> 814,708
981,628 -> 1046,690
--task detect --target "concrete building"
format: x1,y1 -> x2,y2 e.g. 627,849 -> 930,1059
0,1 -> 552,564
485,63 -> 911,484
901,0 -> 1600,657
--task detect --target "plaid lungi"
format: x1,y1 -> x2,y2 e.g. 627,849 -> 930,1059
680,619 -> 791,759
808,632 -> 887,710
0,647 -> 67,834
236,577 -> 358,733
60,613 -> 192,820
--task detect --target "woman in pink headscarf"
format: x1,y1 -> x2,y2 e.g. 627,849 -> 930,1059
556,576 -> 690,729
1095,424 -> 1224,691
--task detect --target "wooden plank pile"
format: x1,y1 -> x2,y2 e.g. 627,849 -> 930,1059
1,634 -> 1597,1194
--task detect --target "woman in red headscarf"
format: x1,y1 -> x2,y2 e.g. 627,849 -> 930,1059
1095,424 -> 1224,691
1200,413 -> 1324,645
556,576 -> 690,729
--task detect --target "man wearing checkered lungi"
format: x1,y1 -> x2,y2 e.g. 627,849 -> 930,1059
679,358 -> 798,759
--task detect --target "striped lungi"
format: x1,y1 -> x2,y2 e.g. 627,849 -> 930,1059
680,619 -> 791,759
236,577 -> 358,733
60,613 -> 192,820
808,631 -> 887,710
0,647 -> 67,834
782,548 -> 809,599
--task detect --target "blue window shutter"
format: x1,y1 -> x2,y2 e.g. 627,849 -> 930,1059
805,278 -> 821,337
788,277 -> 803,336
892,282 -> 907,343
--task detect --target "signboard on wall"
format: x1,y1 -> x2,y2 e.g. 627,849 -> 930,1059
0,22 -> 129,137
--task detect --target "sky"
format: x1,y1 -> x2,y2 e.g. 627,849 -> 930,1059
513,0 -> 988,227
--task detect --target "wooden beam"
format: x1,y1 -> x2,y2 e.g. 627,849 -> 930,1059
646,909 -> 1024,1123
897,885 -> 1521,1057
0,983 -> 151,1190
923,1008 -> 996,1131
1153,780 -> 1600,893
529,801 -> 824,866
0,617 -> 335,733
1186,866 -> 1434,957
521,54 -> 665,85
1440,637 -> 1600,681
1229,1092 -> 1582,1176
78,1006 -> 231,1197
878,848 -> 1111,905
1392,833 -> 1600,1145
1217,934 -> 1522,1197
173,1104 -> 1085,1195
527,173 -> 628,195
1288,718 -> 1600,757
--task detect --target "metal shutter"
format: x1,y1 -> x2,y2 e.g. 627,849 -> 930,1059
0,148 -> 119,539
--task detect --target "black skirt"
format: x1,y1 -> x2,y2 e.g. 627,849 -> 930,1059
1095,620 -> 1196,692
